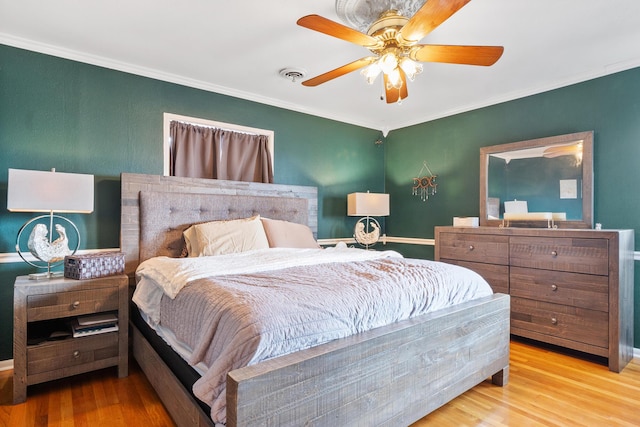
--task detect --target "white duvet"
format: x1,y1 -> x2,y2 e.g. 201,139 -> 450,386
133,246 -> 403,325
133,247 -> 492,425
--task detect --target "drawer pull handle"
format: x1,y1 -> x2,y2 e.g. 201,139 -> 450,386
551,284 -> 558,291
551,317 -> 558,325
551,250 -> 558,257
73,350 -> 81,359
469,245 -> 474,251
71,301 -> 80,310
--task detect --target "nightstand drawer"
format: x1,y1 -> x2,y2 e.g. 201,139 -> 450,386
510,267 -> 608,311
438,232 -> 509,265
27,288 -> 119,321
510,236 -> 609,275
511,297 -> 608,349
27,333 -> 119,376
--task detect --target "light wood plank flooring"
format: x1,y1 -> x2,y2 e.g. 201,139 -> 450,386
1,340 -> 639,426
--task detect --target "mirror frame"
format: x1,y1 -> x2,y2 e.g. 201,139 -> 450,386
480,130 -> 594,229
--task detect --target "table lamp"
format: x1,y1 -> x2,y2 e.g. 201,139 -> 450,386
7,168 -> 94,279
347,192 -> 389,249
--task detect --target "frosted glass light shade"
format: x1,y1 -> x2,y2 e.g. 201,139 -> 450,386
347,192 -> 389,217
7,168 -> 94,213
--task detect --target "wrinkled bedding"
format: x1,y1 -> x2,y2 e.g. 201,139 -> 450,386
134,247 -> 492,425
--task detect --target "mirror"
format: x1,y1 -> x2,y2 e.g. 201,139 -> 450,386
480,131 -> 593,229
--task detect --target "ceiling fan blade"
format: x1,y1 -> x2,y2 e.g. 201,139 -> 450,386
297,14 -> 382,48
411,44 -> 504,66
399,0 -> 472,43
384,69 -> 408,104
302,57 -> 376,87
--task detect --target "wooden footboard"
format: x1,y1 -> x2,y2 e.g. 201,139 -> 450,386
227,293 -> 510,426
132,293 -> 509,427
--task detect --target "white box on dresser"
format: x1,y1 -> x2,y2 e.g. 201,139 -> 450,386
435,226 -> 634,372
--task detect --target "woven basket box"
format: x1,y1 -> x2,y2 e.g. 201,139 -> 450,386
64,252 -> 125,280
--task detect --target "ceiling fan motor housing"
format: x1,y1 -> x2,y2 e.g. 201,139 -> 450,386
367,10 -> 408,39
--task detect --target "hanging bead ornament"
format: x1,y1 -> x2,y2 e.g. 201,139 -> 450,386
412,161 -> 438,201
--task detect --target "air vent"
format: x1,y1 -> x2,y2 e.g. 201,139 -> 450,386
279,68 -> 307,83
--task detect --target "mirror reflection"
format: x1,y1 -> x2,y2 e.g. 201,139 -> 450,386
480,131 -> 593,229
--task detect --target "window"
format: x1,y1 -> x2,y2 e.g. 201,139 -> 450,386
163,113 -> 274,179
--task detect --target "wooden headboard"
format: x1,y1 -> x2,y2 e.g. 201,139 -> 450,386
120,173 -> 318,280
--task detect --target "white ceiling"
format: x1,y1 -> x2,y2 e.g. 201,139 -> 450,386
2,1 -> 640,134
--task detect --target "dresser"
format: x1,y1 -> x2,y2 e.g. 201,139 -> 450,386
13,274 -> 129,403
435,226 -> 634,372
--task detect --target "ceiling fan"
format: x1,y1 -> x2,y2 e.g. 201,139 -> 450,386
297,0 -> 504,103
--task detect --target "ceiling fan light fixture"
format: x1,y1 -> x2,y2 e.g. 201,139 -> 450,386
386,67 -> 403,89
361,62 -> 382,84
399,57 -> 422,81
378,52 -> 399,74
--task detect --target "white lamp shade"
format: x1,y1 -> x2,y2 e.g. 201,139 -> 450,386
7,168 -> 94,213
347,192 -> 389,217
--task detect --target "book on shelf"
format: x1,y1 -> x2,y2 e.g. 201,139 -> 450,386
77,312 -> 117,326
72,313 -> 118,338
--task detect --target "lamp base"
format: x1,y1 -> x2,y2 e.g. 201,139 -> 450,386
16,213 -> 81,280
28,271 -> 65,280
353,216 -> 382,249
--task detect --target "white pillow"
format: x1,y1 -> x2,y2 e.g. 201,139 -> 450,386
189,215 -> 269,257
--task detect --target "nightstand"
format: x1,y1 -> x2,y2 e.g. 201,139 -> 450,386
13,274 -> 129,404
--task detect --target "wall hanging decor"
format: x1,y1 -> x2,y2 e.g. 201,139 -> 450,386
412,160 -> 438,201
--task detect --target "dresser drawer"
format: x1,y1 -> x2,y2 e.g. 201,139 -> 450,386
510,267 -> 609,312
27,288 -> 119,321
442,259 -> 509,294
438,232 -> 509,265
510,236 -> 609,275
27,333 -> 119,376
511,297 -> 608,349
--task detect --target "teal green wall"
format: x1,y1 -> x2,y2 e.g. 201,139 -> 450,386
2,43 -> 640,361
385,66 -> 640,346
0,44 -> 384,360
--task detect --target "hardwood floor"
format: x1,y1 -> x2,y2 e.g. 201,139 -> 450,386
415,339 -> 640,427
1,340 -> 639,426
0,362 -> 171,427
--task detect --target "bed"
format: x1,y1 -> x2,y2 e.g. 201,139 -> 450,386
120,173 -> 510,427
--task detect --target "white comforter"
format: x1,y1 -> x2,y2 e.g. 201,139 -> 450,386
133,246 -> 404,324
134,247 -> 492,425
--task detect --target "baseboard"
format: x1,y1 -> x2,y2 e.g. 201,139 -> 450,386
0,359 -> 13,372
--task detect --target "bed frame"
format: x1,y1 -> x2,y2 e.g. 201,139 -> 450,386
120,173 -> 510,427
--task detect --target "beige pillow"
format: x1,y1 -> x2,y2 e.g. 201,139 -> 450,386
190,215 -> 269,257
261,218 -> 319,249
182,225 -> 199,257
